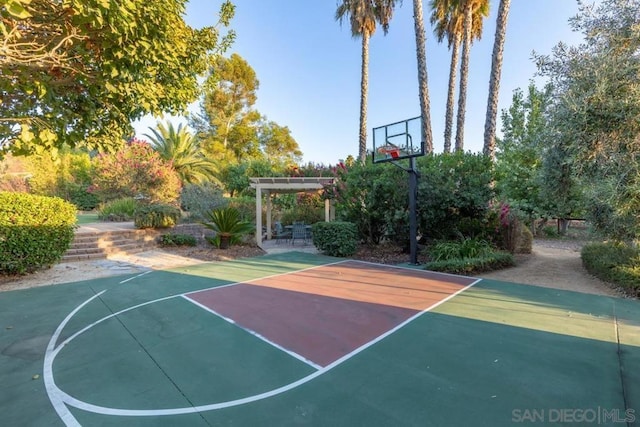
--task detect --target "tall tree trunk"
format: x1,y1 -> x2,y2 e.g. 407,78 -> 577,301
444,34 -> 460,153
412,0 -> 433,153
358,31 -> 370,164
483,0 -> 511,160
455,4 -> 473,152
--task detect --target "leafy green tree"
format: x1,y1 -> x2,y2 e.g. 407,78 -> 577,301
193,53 -> 260,159
0,0 -> 235,157
145,122 -> 218,185
335,0 -> 399,163
220,159 -> 276,197
24,146 -> 98,209
535,0 -> 640,240
193,54 -> 301,165
91,139 -> 181,204
258,121 -> 303,166
538,141 -> 584,234
495,83 -> 552,228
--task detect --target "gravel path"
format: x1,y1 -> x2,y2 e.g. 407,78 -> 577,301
478,240 -> 622,297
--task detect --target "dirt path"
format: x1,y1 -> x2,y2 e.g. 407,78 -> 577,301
477,242 -> 621,297
0,240 -> 623,297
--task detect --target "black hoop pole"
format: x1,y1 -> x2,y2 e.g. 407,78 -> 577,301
409,157 -> 418,264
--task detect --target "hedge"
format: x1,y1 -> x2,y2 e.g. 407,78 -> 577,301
312,221 -> 358,257
581,242 -> 640,297
0,192 -> 76,274
425,251 -> 515,275
134,204 -> 181,229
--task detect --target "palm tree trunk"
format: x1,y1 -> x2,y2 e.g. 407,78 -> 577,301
444,34 -> 460,153
412,0 -> 433,153
358,31 -> 370,164
455,3 -> 473,152
483,0 -> 511,160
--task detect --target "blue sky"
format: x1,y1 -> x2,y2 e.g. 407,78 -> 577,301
133,0 -> 589,165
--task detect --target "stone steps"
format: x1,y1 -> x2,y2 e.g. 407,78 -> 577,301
62,229 -> 161,262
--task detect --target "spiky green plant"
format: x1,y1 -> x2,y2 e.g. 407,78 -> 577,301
201,207 -> 253,248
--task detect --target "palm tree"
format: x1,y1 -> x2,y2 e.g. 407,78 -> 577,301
483,0 -> 511,160
412,0 -> 433,153
430,0 -> 462,153
430,0 -> 487,152
336,0 -> 399,164
454,0 -> 489,152
145,121 -> 218,185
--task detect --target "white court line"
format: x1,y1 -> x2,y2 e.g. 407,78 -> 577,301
47,277 -> 482,418
348,259 -> 478,281
44,290 -> 107,427
182,295 -> 322,370
119,270 -> 152,284
182,259 -> 349,296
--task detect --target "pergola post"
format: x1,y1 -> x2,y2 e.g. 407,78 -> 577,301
266,190 -> 272,240
324,199 -> 330,222
255,186 -> 262,246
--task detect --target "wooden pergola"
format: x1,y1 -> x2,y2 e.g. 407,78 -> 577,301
249,177 -> 336,247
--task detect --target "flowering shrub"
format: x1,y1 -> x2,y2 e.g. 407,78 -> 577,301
495,202 -> 520,253
91,139 -> 181,204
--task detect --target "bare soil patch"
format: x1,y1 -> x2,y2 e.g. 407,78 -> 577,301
0,239 -> 624,298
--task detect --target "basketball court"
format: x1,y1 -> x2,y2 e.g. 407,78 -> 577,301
0,251 -> 638,426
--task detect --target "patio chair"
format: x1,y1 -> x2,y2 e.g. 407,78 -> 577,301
291,221 -> 308,245
274,221 -> 291,244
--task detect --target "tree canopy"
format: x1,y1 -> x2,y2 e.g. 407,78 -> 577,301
192,53 -> 302,166
535,0 -> 640,239
0,0 -> 235,157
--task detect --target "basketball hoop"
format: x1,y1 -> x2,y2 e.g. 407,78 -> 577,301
371,116 -> 425,265
377,144 -> 401,159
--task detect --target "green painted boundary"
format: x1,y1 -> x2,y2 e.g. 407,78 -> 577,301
0,253 -> 638,426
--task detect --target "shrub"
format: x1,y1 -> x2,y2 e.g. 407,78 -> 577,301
425,252 -> 515,275
159,233 -> 197,247
0,175 -> 29,193
180,182 -> 228,222
541,225 -> 561,238
491,202 -> 522,253
91,139 -> 182,204
428,238 -> 494,261
202,207 -> 253,249
417,152 -> 495,241
0,192 -> 76,274
68,183 -> 100,211
581,242 -> 640,296
98,197 -> 139,221
312,221 -> 358,257
228,196 -> 257,223
279,193 -> 324,226
516,224 -> 533,254
25,147 -> 94,203
134,204 -> 181,229
329,161 -> 407,245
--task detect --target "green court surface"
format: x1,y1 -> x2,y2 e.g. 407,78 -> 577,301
0,252 -> 638,427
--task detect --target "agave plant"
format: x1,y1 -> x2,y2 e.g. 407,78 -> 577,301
201,207 -> 253,249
